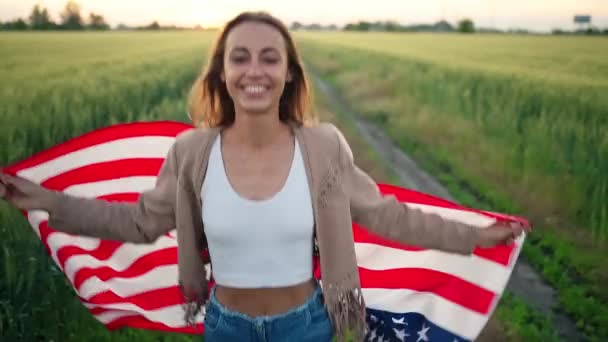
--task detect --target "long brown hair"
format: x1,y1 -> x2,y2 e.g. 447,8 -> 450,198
187,11 -> 317,128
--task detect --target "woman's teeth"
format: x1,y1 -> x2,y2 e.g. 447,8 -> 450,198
244,85 -> 266,94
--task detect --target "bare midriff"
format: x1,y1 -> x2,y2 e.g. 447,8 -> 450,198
214,277 -> 317,317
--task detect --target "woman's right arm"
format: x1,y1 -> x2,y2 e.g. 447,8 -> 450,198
0,143 -> 178,244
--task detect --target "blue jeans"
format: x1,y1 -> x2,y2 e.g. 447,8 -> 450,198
203,283 -> 334,341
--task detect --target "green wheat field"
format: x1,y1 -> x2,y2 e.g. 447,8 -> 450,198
1,31 -> 606,341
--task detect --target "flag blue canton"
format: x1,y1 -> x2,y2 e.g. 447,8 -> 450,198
365,308 -> 470,342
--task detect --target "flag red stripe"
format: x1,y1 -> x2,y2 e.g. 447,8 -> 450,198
56,240 -> 123,269
98,193 -> 141,202
359,267 -> 495,314
5,121 -> 191,173
378,183 -> 530,227
71,248 -> 178,290
41,159 -> 164,191
377,184 -> 466,210
104,314 -> 202,334
88,307 -> 109,315
354,224 -> 516,266
83,286 -> 184,310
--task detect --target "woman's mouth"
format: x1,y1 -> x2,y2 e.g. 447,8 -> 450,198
242,85 -> 269,96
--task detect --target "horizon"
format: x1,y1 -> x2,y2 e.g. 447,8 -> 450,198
1,0 -> 607,32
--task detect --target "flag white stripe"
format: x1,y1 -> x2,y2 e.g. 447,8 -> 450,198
55,235 -> 177,286
406,203 -> 495,228
26,210 -> 47,238
44,231 -> 100,268
355,240 -> 522,294
63,176 -> 157,198
93,309 -> 139,324
78,264 -> 178,300
363,288 -> 486,340
17,136 -> 175,183
91,303 -> 203,326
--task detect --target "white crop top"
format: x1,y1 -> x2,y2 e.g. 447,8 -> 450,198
201,134 -> 315,288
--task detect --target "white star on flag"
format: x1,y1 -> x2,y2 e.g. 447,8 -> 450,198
417,323 -> 431,342
392,316 -> 407,325
394,328 -> 409,341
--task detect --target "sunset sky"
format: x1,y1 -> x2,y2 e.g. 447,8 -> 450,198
1,0 -> 607,32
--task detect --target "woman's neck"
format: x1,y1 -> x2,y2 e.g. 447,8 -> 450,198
228,110 -> 290,149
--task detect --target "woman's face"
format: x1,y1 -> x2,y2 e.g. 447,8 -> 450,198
222,21 -> 291,116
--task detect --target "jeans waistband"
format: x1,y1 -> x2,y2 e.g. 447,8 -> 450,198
207,282 -> 323,325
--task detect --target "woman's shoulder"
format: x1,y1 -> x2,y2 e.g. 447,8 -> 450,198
299,121 -> 351,161
171,126 -> 220,158
177,125 -> 219,144
300,121 -> 341,143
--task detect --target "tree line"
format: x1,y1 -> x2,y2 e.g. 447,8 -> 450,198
3,2 -> 608,35
1,1 -> 108,31
334,19 -> 607,35
289,19 -> 473,33
341,19 -> 475,33
0,1 -> 184,31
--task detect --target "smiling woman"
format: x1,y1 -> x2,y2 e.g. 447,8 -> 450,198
223,23 -> 293,116
187,12 -> 314,128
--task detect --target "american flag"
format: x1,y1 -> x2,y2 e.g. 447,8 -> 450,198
5,121 -> 526,341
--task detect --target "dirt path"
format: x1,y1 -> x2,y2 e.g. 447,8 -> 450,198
310,71 -> 583,341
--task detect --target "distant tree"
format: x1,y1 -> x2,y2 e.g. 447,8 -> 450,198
384,21 -> 400,31
508,28 -> 529,34
87,13 -> 109,30
147,21 -> 160,30
290,21 -> 303,31
603,28 -> 608,35
434,20 -> 454,32
3,18 -> 28,30
60,1 -> 83,30
307,23 -> 322,30
29,5 -> 56,30
457,18 -> 475,33
344,21 -> 371,31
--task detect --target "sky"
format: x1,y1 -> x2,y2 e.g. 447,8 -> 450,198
1,0 -> 607,32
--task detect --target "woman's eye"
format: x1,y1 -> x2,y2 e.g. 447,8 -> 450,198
230,56 -> 248,64
264,58 -> 280,64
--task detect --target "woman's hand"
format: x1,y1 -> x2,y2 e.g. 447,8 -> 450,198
0,171 -> 56,211
477,221 -> 531,248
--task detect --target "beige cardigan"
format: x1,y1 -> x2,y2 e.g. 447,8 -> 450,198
47,121 -> 479,340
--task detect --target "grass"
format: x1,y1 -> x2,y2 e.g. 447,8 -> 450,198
0,31 -> 212,341
298,35 -> 607,341
306,60 -> 558,342
495,293 -> 560,341
296,32 -> 608,88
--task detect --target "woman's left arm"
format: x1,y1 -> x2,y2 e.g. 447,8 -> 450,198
334,126 -> 525,254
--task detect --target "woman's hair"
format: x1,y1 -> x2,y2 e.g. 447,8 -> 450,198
187,11 -> 317,128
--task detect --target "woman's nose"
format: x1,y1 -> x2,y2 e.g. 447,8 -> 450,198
245,61 -> 263,77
